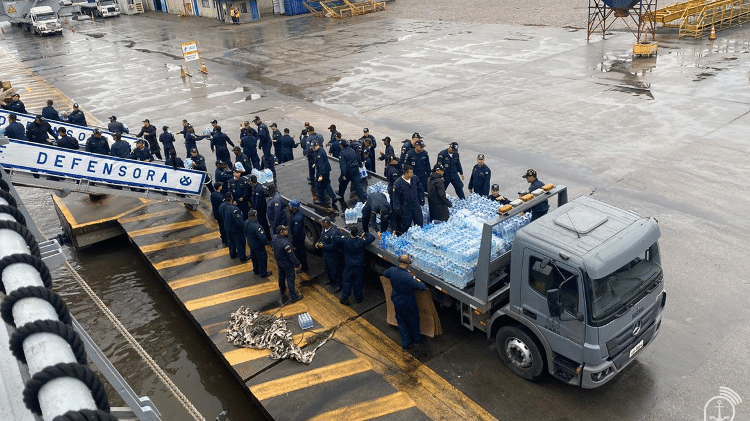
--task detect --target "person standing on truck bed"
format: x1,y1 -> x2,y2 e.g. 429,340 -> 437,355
278,128 -> 297,163
232,146 -> 252,176
384,254 -> 426,350
267,185 -> 287,235
361,192 -> 391,234
427,163 -> 452,222
250,175 -> 272,241
487,184 -> 511,204
327,125 -> 340,158
271,123 -> 282,162
289,199 -> 308,273
4,114 -> 27,141
405,140 -> 430,196
219,193 -> 248,262
210,126 -> 234,165
244,210 -> 272,278
85,129 -> 109,155
240,127 -> 261,170
305,126 -> 324,185
136,119 -> 159,159
254,116 -> 272,167
378,136 -> 394,175
522,169 -> 549,221
67,103 -> 87,127
312,140 -> 338,209
42,100 -> 60,122
337,140 -> 367,207
56,127 -> 79,150
110,134 -> 131,158
2,94 -> 27,114
210,182 -> 227,246
468,154 -> 491,197
316,217 -> 343,293
336,226 -> 376,305
437,142 -> 465,199
393,165 -> 424,235
159,126 -> 176,158
26,115 -> 58,145
359,128 -> 376,173
272,225 -> 303,303
400,132 -> 422,166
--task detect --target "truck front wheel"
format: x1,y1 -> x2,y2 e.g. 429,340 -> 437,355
496,326 -> 545,382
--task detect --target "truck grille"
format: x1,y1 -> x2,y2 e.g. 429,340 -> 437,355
605,302 -> 659,369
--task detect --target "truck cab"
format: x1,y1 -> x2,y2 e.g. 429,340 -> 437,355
494,195 -> 665,388
27,6 -> 63,36
80,0 -> 121,17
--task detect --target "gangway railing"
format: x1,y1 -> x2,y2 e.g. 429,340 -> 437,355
0,138 -> 205,205
646,0 -> 750,37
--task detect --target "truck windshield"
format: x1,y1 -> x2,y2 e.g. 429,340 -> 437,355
100,0 -> 116,4
36,13 -> 57,21
587,245 -> 661,323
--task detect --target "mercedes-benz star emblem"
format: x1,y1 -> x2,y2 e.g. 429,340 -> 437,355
632,321 -> 642,336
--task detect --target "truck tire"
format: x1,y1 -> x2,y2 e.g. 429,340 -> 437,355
495,326 -> 545,382
303,218 -> 319,253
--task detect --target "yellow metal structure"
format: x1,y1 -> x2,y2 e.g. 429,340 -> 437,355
648,0 -> 750,37
303,0 -> 384,18
633,41 -> 659,56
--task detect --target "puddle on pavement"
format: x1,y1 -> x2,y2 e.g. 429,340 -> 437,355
598,54 -> 655,99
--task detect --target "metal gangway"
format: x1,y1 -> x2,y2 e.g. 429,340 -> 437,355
646,0 -> 750,37
303,0 -> 384,18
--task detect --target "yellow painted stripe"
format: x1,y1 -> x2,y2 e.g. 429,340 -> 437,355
74,203 -> 148,229
52,196 -> 78,226
224,332 -> 313,366
168,261 -> 253,290
139,232 -> 219,253
118,206 -> 187,224
128,219 -> 205,237
153,248 -> 228,270
184,282 -> 278,311
307,392 -> 415,421
250,358 -> 373,401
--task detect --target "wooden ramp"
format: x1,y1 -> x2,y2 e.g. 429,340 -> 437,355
303,0 -> 384,18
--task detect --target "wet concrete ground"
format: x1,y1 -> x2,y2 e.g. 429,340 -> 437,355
2,7 -> 750,421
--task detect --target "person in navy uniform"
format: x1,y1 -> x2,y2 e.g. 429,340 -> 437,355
244,210 -> 272,278
378,136 -> 394,175
278,128 -> 297,163
110,134 -> 131,158
254,116 -> 272,166
239,121 -> 255,138
336,226 -> 376,305
312,141 -> 338,209
107,116 -> 126,134
2,94 -> 27,114
393,165 -> 424,234
337,140 -> 367,207
214,160 -> 233,192
384,254 -> 426,350
288,199 -> 308,273
188,148 -> 205,169
437,142 -> 464,199
400,132 -> 422,165
361,191 -> 391,234
219,193 -> 248,262
487,184 -> 511,205
227,168 -> 250,219
250,175 -> 271,241
522,169 -> 549,221
85,129 -> 109,155
4,114 -> 27,141
67,103 -> 87,127
427,163 -> 452,222
136,119 -> 159,159
270,123 -> 282,162
405,140 -> 430,195
210,182 -> 227,246
240,128 -> 261,170
232,146 -> 252,176
42,100 -> 60,121
56,128 -> 79,150
315,217 -> 344,293
384,155 -> 401,197
159,126 -> 176,158
26,115 -> 58,145
262,151 -> 277,183
267,185 -> 287,235
305,126 -> 324,185
272,225 -> 303,302
210,126 -> 234,165
183,125 -> 201,158
131,139 -> 153,161
468,154 -> 491,197
327,125 -> 340,158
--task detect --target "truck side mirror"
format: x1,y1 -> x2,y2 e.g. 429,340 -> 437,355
546,288 -> 562,317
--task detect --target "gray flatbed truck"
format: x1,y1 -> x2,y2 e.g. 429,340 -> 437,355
274,156 -> 665,388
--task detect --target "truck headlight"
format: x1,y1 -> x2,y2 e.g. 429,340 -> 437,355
591,367 -> 612,382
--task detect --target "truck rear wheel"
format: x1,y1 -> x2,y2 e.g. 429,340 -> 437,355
303,218 -> 319,253
495,326 -> 545,382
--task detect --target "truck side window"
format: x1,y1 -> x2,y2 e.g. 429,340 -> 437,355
529,257 -> 579,314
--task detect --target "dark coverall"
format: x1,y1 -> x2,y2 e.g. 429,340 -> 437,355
320,226 -> 343,289
427,172 -> 452,222
42,106 -> 60,122
26,121 -> 58,144
289,210 -> 308,271
85,135 -> 110,155
184,131 -> 201,157
2,99 -> 27,114
385,163 -> 402,229
227,177 -> 250,219
437,149 -> 465,199
306,133 -> 324,182
210,132 -> 234,164
336,232 -> 376,303
57,135 -> 79,150
393,176 -> 425,233
406,149 -> 430,195
272,129 -> 282,161
528,178 -> 549,221
328,133 -> 341,158
278,135 -> 297,163
107,121 -> 126,134
384,266 -> 426,348
256,123 -> 272,168
131,147 -> 153,161
159,131 -> 176,158
468,164 -> 491,197
235,153 -> 252,175
252,183 -> 272,241
68,110 -> 87,127
136,125 -> 159,159
272,235 -> 301,300
361,192 -> 391,233
214,167 -> 232,192
4,122 -> 27,141
110,140 -> 131,158
244,219 -> 269,275
219,202 -> 247,260
210,191 -> 227,245
267,193 -> 287,234
240,135 -> 261,170
314,148 -> 337,204
337,145 -> 367,203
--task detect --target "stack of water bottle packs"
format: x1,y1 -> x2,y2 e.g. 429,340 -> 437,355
250,168 -> 275,184
378,192 -> 532,289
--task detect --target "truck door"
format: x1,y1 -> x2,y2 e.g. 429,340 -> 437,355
520,251 -> 586,361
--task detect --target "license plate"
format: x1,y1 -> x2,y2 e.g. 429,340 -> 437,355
629,340 -> 644,358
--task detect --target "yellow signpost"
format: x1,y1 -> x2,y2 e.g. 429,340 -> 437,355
180,41 -> 200,77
